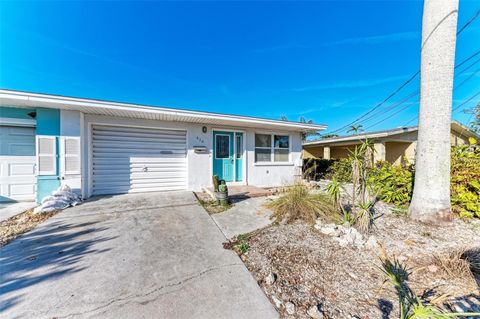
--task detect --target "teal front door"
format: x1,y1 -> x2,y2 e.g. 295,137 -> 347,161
213,131 -> 234,181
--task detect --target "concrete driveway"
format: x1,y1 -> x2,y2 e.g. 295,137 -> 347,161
0,192 -> 277,319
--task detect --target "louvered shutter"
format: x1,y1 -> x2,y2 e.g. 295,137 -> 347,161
37,136 -> 57,175
60,137 -> 81,175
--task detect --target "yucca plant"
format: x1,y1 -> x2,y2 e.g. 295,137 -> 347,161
326,177 -> 343,210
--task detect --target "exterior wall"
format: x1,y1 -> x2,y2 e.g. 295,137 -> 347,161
82,114 -> 302,197
303,147 -> 324,159
330,145 -> 356,159
60,110 -> 82,194
385,142 -> 411,166
450,131 -> 469,146
246,130 -> 302,187
0,106 -> 35,119
36,108 -> 61,202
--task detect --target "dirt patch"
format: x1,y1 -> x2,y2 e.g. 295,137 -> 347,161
194,192 -> 233,214
235,202 -> 480,318
0,210 -> 59,247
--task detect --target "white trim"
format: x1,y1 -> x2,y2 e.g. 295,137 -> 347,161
0,117 -> 36,127
80,112 -> 86,199
0,89 -> 327,131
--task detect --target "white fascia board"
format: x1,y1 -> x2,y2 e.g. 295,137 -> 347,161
0,90 -> 327,132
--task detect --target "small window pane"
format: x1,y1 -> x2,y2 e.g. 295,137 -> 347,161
274,149 -> 289,162
255,148 -> 271,162
255,134 -> 271,148
216,135 -> 230,159
274,135 -> 289,149
236,135 -> 242,159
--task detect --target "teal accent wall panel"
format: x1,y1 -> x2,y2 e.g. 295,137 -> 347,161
36,108 -> 61,201
0,107 -> 35,119
37,176 -> 60,203
36,108 -> 60,136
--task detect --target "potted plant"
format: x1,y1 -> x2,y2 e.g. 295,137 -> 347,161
216,182 -> 229,206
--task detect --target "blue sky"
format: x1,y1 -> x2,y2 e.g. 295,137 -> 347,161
1,1 -> 479,135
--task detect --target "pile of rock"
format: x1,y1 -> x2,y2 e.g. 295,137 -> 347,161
314,220 -> 378,249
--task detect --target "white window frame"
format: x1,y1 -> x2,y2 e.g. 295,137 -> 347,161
254,133 -> 291,164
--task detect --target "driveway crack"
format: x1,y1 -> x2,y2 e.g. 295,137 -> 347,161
56,262 -> 243,318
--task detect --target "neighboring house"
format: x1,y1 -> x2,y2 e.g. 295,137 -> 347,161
303,122 -> 478,165
0,89 -> 325,203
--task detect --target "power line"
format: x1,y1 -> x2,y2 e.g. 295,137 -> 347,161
327,10 -> 480,135
342,49 -> 480,130
452,91 -> 480,112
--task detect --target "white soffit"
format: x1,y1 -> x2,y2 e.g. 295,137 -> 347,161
0,89 -> 327,132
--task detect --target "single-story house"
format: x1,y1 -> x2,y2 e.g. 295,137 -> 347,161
303,121 -> 478,165
0,89 -> 325,203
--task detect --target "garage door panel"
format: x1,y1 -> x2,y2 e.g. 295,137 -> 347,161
93,150 -> 186,157
92,125 -> 187,195
93,140 -> 187,149
0,125 -> 36,202
93,157 -> 187,165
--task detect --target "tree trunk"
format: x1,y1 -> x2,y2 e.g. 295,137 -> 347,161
408,0 -> 459,224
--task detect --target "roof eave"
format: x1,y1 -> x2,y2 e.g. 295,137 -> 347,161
0,89 -> 327,132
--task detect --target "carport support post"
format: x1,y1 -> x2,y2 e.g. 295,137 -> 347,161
373,142 -> 386,163
323,146 -> 331,160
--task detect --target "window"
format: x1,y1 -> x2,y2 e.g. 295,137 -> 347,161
215,135 -> 230,159
236,134 -> 242,159
274,135 -> 289,162
254,134 -> 289,163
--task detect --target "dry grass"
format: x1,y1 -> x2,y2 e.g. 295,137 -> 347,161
430,248 -> 480,294
266,184 -> 338,225
0,209 -> 58,246
194,192 -> 232,214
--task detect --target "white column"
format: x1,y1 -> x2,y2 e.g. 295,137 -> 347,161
374,142 -> 386,163
323,146 -> 331,159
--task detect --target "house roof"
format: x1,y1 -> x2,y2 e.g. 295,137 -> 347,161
303,121 -> 478,147
0,89 -> 327,132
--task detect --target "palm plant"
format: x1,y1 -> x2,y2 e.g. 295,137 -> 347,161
347,124 -> 364,135
380,251 -> 480,319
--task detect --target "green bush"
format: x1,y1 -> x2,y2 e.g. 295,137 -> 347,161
450,142 -> 480,218
368,161 -> 414,207
325,158 -> 352,183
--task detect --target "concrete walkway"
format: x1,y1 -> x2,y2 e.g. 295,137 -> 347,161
0,192 -> 278,319
212,197 -> 274,239
0,202 -> 37,222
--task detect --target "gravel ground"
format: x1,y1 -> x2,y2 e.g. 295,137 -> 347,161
0,209 -> 58,246
237,203 -> 480,319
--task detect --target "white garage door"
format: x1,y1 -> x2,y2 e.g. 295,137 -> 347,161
92,125 -> 187,196
0,125 -> 36,202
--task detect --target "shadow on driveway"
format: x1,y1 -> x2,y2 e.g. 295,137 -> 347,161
0,219 -> 115,311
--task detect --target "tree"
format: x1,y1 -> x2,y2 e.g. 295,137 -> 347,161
347,124 -> 363,135
408,0 -> 459,224
468,103 -> 480,135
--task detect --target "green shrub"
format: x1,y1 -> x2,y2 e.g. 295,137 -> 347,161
302,158 -> 337,181
450,141 -> 480,218
368,161 -> 414,207
325,158 -> 352,183
267,184 -> 338,225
